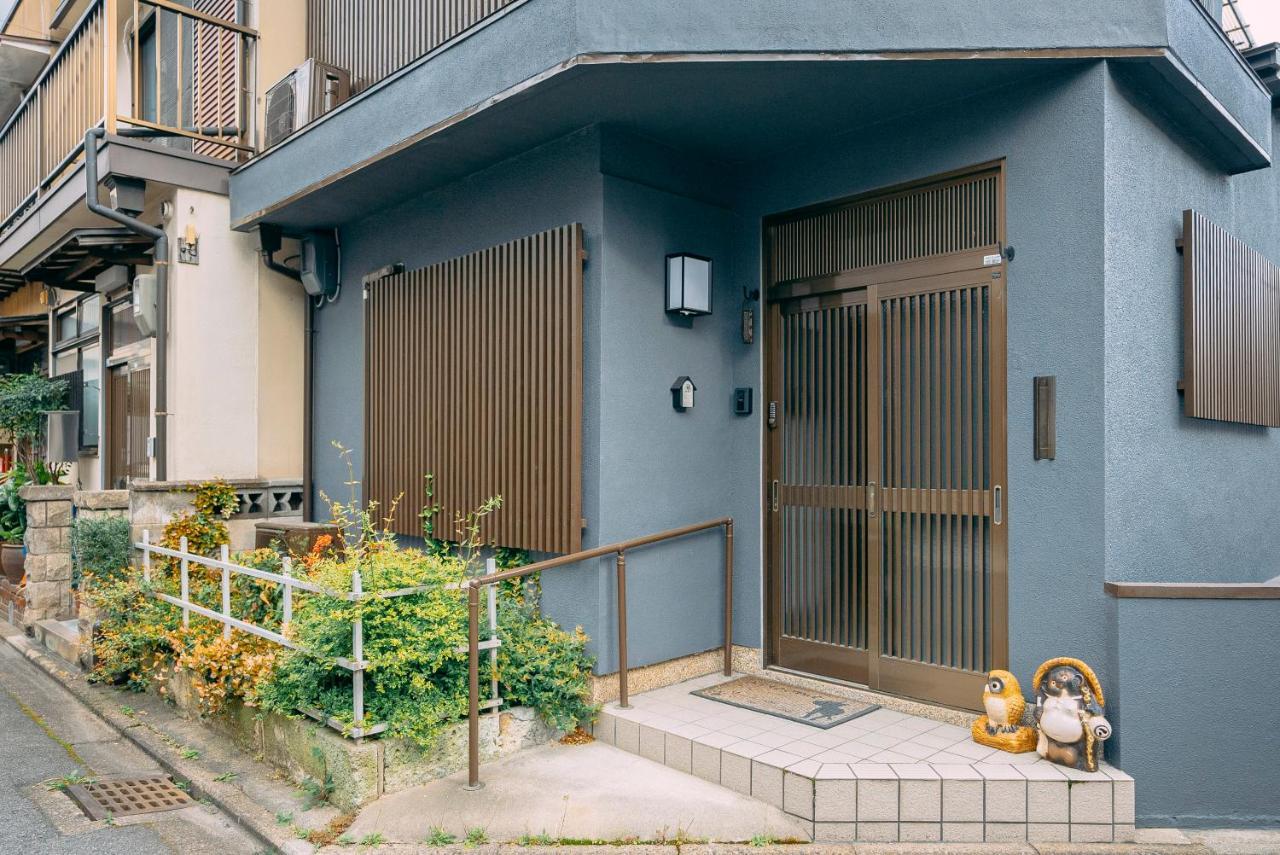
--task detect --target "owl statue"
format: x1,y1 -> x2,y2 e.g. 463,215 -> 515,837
1032,657 -> 1112,772
971,669 -> 1037,753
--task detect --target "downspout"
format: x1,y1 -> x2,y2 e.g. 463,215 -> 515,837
303,299 -> 314,520
84,127 -> 169,481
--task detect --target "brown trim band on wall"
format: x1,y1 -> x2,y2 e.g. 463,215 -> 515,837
1105,580 -> 1280,600
363,224 -> 584,555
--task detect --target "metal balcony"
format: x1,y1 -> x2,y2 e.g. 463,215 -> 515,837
0,0 -> 257,236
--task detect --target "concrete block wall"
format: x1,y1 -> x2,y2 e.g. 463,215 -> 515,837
18,484 -> 74,627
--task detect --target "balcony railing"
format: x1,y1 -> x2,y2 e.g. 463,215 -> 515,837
0,0 -> 257,234
307,0 -> 519,95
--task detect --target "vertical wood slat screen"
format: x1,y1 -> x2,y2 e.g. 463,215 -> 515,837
306,0 -> 519,95
1182,209 -> 1280,428
190,0 -> 239,158
769,169 -> 1000,285
365,224 -> 584,555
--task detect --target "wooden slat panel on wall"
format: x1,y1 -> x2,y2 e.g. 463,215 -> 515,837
1182,209 -> 1280,428
191,0 -> 239,158
364,224 -> 584,555
769,168 -> 1000,286
306,0 -> 520,95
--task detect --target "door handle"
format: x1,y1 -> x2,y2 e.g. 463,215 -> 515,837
993,485 -> 1003,525
867,481 -> 877,517
770,480 -> 780,513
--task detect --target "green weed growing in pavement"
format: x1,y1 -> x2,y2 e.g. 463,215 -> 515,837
337,834 -> 355,846
463,827 -> 489,848
358,832 -> 385,846
749,834 -> 775,847
424,827 -> 456,846
213,771 -> 238,783
517,832 -> 555,846
45,772 -> 94,791
181,747 -> 201,760
119,706 -> 135,716
299,772 -> 334,809
275,811 -> 293,825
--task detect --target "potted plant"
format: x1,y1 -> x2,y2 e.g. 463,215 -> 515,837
0,371 -> 69,584
0,467 -> 27,584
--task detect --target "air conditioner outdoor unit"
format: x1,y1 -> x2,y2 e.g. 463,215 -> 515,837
263,59 -> 351,150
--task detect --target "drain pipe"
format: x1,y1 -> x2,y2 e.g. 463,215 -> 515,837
84,127 -> 169,481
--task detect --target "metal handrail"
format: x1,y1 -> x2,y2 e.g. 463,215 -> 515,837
463,517 -> 734,789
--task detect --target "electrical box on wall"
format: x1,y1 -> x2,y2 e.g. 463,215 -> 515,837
734,387 -> 753,416
132,273 -> 157,337
300,231 -> 340,299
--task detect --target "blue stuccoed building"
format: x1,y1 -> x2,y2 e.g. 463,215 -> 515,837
231,0 -> 1280,837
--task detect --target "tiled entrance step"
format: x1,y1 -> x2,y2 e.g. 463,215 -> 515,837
590,672 -> 1135,844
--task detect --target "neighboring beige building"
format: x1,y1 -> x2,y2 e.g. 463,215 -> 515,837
0,0 -> 306,492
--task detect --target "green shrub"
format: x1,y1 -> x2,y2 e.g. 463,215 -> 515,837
87,567 -> 180,690
498,598 -> 595,732
0,460 -> 67,544
258,544 -> 597,747
0,470 -> 24,543
86,471 -> 597,747
257,547 -> 472,745
71,514 -> 132,587
0,371 -> 67,470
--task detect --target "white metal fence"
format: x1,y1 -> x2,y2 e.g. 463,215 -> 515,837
136,531 -> 502,740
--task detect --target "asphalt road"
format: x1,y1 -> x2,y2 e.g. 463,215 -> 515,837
0,636 -> 260,855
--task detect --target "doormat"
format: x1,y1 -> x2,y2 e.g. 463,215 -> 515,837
65,775 -> 193,821
692,676 -> 880,729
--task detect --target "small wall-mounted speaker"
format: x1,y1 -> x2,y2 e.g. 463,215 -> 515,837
1034,376 -> 1056,461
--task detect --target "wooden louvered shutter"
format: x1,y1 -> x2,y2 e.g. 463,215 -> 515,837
190,0 -> 238,157
364,225 -> 585,555
1181,210 -> 1280,428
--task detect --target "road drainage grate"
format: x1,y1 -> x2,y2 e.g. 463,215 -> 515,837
66,775 -> 193,821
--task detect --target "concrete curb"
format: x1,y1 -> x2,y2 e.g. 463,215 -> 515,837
316,844 -> 1218,854
0,624 -> 312,855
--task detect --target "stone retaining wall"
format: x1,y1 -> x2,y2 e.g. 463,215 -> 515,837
18,485 -> 74,627
164,668 -> 559,810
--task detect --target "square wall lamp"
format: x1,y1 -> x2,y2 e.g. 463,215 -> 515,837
666,253 -> 712,316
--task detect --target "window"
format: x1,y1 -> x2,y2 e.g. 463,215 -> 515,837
109,297 -> 142,355
52,294 -> 103,449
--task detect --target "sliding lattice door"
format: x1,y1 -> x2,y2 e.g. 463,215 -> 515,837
766,166 -> 1007,709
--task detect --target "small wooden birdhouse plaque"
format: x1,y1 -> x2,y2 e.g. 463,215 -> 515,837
671,376 -> 696,412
